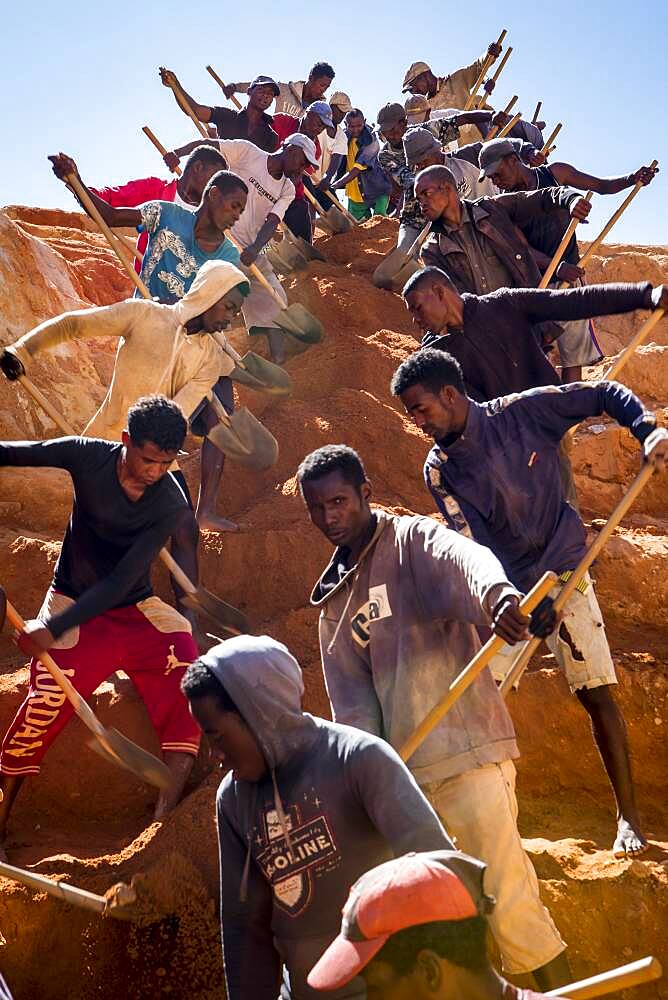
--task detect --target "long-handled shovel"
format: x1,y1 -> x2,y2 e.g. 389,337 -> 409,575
499,457 -> 662,697
538,191 -> 593,288
227,235 -> 324,343
604,307 -> 665,381
546,956 -> 662,998
303,185 -> 352,235
531,101 -> 542,125
540,123 -> 562,156
0,860 -> 137,921
268,224 -> 325,272
9,371 -> 249,638
484,96 -> 518,140
211,332 -> 293,396
373,221 -> 432,291
493,111 -> 523,140
162,75 -> 210,139
206,64 -> 243,110
142,125 -> 182,176
399,572 -> 558,763
0,590 -> 171,789
560,159 -> 658,285
463,29 -> 508,111
475,47 -> 513,108
323,188 -> 359,226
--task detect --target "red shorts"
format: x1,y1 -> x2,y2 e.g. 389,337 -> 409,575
1,591 -> 201,776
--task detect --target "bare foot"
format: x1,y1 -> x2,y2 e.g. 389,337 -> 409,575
196,512 -> 239,533
613,817 -> 648,858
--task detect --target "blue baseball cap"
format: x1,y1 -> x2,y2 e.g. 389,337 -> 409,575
306,101 -> 334,129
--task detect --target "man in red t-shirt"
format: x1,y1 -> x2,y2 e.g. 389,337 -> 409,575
90,145 -> 227,270
272,102 -> 331,242
309,850 -> 571,999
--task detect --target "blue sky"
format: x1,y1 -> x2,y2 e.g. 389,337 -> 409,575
2,0 -> 666,244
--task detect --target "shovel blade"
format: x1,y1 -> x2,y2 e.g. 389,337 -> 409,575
230,353 -> 293,396
324,208 -> 352,234
275,304 -> 324,344
207,406 -> 279,470
373,246 -> 418,289
266,238 -> 308,274
287,232 -> 326,262
181,589 -> 249,636
87,728 -> 171,790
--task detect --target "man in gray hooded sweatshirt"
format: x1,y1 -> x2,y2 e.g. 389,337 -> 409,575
181,634 -> 452,1000
298,445 -> 570,992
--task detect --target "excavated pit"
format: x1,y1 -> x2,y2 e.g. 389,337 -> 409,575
0,208 -> 666,998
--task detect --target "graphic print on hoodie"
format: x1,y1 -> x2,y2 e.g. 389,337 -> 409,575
202,635 -> 451,1000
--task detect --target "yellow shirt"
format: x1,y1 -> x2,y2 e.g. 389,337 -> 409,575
345,137 -> 366,203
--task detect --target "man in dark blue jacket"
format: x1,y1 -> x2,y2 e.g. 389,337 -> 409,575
391,348 -> 668,858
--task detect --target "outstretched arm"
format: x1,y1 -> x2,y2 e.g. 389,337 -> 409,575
549,161 -> 658,195
158,67 -> 213,123
501,281 -> 664,327
49,153 -> 142,228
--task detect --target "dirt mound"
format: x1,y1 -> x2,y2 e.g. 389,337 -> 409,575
0,206 -> 666,998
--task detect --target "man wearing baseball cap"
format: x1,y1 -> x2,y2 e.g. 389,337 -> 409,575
478,138 -> 659,381
401,41 -> 502,143
220,61 -> 336,115
404,128 -> 495,200
272,102 -> 334,240
159,68 -> 279,153
309,93 -> 351,199
309,851 -> 569,999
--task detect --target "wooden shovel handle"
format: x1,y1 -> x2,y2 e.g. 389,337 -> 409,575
572,159 -> 658,276
206,65 -> 243,110
406,221 -> 433,258
323,189 -> 359,225
540,122 -> 562,155
4,599 -> 100,732
64,174 -> 152,299
302,185 -> 326,217
463,29 -> 508,111
538,191 -> 592,289
225,233 -> 286,308
158,547 -> 198,596
604,307 -> 664,381
501,459 -> 658,696
546,956 -> 662,998
142,125 -> 182,176
485,96 -> 518,140
531,101 -> 542,124
476,46 -> 512,107
399,571 -> 557,762
167,80 -> 209,139
495,111 -> 522,140
0,860 -> 108,914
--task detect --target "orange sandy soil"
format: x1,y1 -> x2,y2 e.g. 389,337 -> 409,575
0,208 -> 666,998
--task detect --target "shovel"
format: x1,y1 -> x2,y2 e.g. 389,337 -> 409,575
0,589 -> 171,789
546,956 -> 661,998
206,64 -> 244,110
399,571 -> 558,762
227,235 -> 324,343
207,389 -> 278,469
0,860 -> 137,921
303,185 -> 352,235
538,190 -> 593,288
323,188 -> 359,226
463,29 -> 508,111
212,332 -> 293,396
8,372 -> 250,638
158,548 -> 248,635
475,46 -> 513,108
499,456 -> 663,696
373,221 -> 432,291
540,122 -> 562,156
142,125 -> 183,176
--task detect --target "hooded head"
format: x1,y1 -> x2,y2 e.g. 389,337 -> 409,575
185,634 -> 311,776
172,260 -> 250,334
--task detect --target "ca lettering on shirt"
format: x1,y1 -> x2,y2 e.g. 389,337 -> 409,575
351,584 -> 393,648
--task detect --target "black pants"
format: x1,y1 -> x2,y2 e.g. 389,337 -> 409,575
283,198 -> 312,243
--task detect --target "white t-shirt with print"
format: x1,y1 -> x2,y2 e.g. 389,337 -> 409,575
217,139 -> 296,248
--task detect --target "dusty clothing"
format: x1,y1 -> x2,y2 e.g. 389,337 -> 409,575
422,186 -> 582,295
0,438 -> 190,638
424,56 -> 487,144
425,381 -> 657,593
491,573 -> 617,693
424,760 -> 566,973
8,262 -> 247,439
206,636 -> 450,1000
0,591 -> 200,775
311,511 -> 519,785
421,282 -> 654,403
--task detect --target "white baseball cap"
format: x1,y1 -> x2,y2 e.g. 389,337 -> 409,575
282,133 -> 319,167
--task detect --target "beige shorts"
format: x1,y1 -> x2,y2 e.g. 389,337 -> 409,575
491,574 -> 617,693
422,760 -> 566,974
555,316 -> 603,367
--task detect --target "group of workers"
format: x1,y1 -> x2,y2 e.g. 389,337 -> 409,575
0,37 -> 666,1000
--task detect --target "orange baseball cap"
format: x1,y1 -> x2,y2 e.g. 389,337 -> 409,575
307,850 -> 493,991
